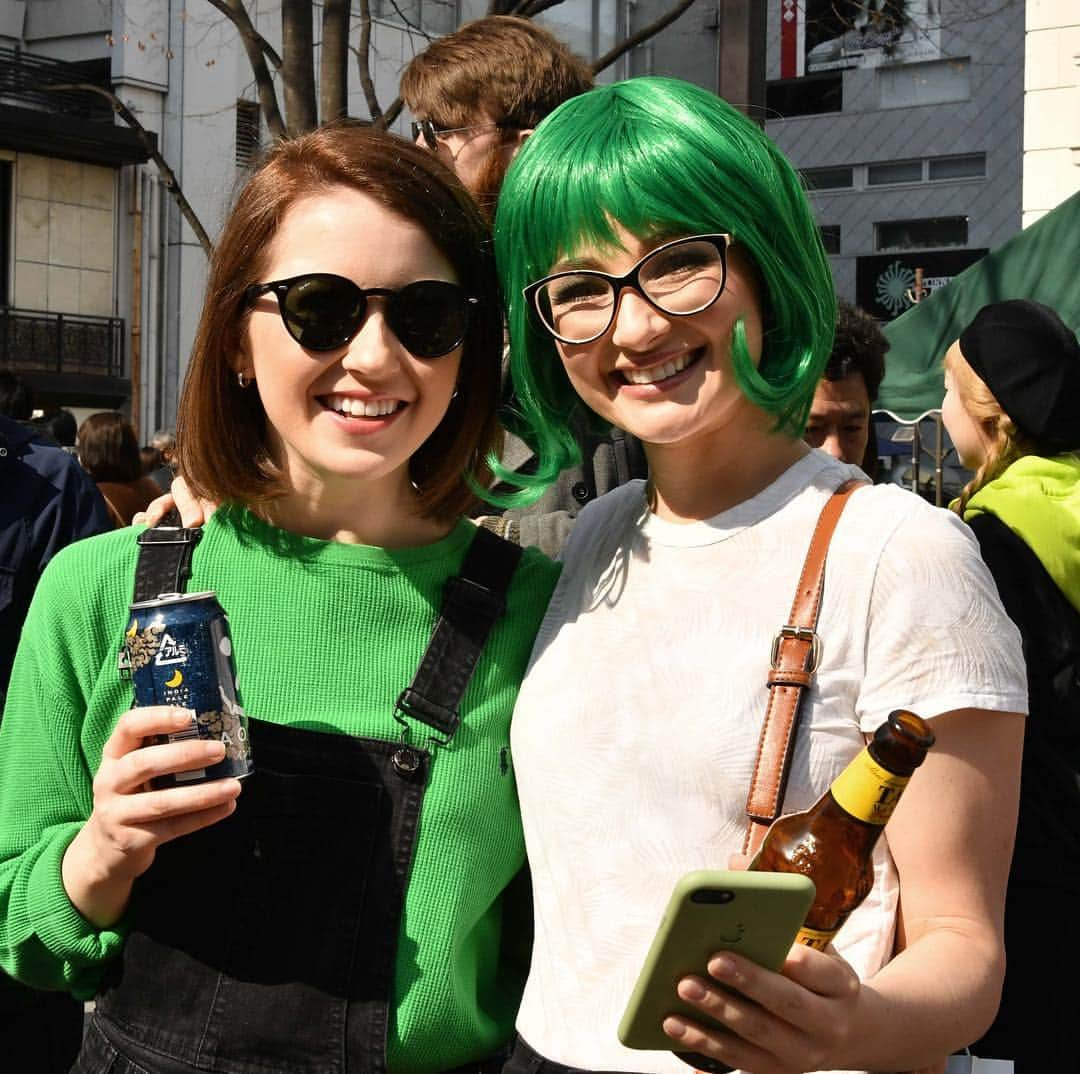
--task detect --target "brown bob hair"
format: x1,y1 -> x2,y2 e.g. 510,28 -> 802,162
175,125 -> 503,523
77,411 -> 143,483
400,16 -> 593,134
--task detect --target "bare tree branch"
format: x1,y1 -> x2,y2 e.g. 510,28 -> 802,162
515,0 -> 571,17
353,0 -> 383,122
211,0 -> 287,140
377,95 -> 405,129
383,0 -> 435,41
591,0 -> 698,73
321,0 -> 349,123
204,0 -> 283,68
47,83 -> 213,257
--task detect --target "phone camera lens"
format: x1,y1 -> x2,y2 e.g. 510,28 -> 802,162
690,889 -> 735,904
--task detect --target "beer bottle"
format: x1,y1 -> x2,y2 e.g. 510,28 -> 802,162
749,708 -> 935,951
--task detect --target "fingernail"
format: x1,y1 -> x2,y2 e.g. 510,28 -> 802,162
709,954 -> 736,979
680,978 -> 707,1001
663,1016 -> 688,1040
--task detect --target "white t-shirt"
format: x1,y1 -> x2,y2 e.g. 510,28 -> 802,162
511,450 -> 1027,1074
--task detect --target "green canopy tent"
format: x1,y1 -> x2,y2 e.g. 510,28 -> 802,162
877,189 -> 1080,421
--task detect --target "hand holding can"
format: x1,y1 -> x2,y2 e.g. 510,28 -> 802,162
62,705 -> 242,929
122,591 -> 254,788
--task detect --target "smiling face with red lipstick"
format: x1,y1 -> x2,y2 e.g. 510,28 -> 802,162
241,186 -> 463,524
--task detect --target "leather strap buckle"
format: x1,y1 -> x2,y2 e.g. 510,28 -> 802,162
770,625 -> 821,674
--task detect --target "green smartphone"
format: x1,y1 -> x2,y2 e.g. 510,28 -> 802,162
618,869 -> 816,1058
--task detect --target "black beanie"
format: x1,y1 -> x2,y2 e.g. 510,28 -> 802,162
958,299 -> 1080,451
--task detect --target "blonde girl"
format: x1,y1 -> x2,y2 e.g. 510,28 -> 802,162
942,298 -> 1080,1071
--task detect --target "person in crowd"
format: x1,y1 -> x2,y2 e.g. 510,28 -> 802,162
400,15 -> 593,221
77,412 -> 168,526
0,126 -> 558,1073
803,299 -> 888,478
0,413 -> 111,1072
33,407 -> 79,450
147,427 -> 177,489
493,77 -> 1026,1074
140,443 -> 165,477
942,299 -> 1080,1072
0,368 -> 33,422
401,15 -> 647,554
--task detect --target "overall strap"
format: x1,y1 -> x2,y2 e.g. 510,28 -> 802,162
132,510 -> 203,603
743,479 -> 865,856
395,525 -> 523,745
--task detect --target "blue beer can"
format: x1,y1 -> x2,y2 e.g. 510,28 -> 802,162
123,591 -> 253,788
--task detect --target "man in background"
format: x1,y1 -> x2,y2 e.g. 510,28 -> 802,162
0,378 -> 112,1070
803,298 -> 888,477
402,17 -> 648,555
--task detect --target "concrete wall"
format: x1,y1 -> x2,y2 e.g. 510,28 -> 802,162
12,155 -> 116,316
1023,0 -> 1080,226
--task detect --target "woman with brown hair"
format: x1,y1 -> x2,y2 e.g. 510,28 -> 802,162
77,411 -> 164,526
0,126 -> 558,1074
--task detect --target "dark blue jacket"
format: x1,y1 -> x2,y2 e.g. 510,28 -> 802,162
0,415 -> 113,697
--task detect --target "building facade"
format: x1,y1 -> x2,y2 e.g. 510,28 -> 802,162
762,0 -> 1027,321
1,0 -> 1073,432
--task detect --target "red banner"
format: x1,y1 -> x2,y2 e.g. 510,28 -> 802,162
780,0 -> 800,79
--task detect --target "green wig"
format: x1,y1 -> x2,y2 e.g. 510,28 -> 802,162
491,76 -> 836,502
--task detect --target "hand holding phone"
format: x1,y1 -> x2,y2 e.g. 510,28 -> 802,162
618,869 -> 815,1066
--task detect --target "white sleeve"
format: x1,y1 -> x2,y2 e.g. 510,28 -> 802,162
856,503 -> 1028,730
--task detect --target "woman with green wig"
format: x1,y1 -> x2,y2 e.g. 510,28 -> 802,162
495,77 -> 1026,1074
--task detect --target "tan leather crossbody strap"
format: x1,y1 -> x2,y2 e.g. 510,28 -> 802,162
743,479 -> 866,857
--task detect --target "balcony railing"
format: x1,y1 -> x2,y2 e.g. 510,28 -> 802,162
0,308 -> 124,378
0,47 -> 114,123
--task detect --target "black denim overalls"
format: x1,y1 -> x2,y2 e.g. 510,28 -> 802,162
75,522 -> 521,1074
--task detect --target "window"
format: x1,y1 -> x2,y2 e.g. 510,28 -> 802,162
877,58 -> 970,109
876,217 -> 968,252
766,75 -> 843,118
802,166 -> 854,191
235,100 -> 261,169
928,153 -> 985,181
819,225 -> 841,254
867,160 -> 922,186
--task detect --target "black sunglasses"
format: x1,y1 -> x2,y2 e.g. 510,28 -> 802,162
245,273 -> 477,358
410,118 -> 510,153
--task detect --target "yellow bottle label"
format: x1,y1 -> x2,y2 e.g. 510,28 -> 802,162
829,751 -> 910,825
795,925 -> 837,951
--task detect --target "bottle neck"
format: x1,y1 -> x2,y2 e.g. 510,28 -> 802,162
828,743 -> 913,828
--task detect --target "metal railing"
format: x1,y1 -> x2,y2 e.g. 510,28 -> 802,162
0,47 -> 114,121
0,308 -> 124,378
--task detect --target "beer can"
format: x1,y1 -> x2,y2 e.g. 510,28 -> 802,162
122,591 -> 253,788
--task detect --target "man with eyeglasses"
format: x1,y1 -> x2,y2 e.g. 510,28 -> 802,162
402,16 -> 648,556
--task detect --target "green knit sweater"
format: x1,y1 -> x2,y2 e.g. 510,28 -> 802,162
0,506 -> 559,1072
